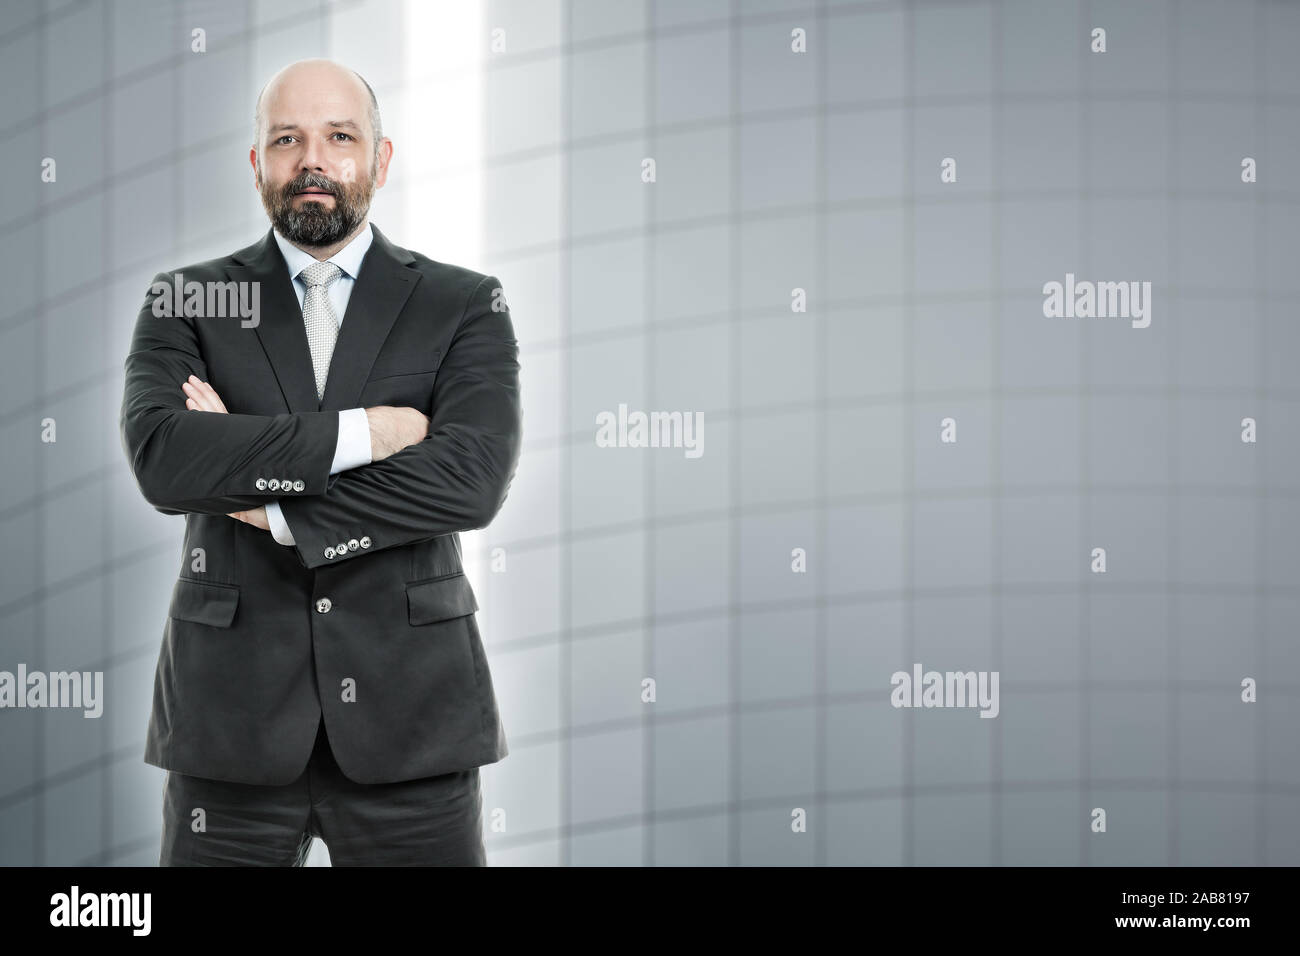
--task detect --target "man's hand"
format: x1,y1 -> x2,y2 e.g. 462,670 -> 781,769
229,507 -> 270,530
366,405 -> 430,461
181,374 -> 229,413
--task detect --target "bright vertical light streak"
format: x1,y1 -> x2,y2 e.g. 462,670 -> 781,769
402,0 -> 486,258
401,0 -> 491,591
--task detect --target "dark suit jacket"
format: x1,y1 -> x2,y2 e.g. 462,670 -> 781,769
119,223 -> 522,786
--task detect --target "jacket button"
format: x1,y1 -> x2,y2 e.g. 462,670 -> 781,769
359,536 -> 371,549
347,538 -> 359,551
315,598 -> 332,614
336,541 -> 349,554
279,478 -> 290,490
324,546 -> 336,559
255,477 -> 268,490
267,478 -> 281,491
292,479 -> 305,492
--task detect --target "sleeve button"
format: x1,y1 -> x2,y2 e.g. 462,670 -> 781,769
324,546 -> 336,559
255,477 -> 268,490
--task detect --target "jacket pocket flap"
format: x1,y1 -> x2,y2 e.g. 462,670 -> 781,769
168,578 -> 239,628
406,573 -> 478,626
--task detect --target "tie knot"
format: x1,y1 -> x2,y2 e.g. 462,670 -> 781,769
298,260 -> 342,288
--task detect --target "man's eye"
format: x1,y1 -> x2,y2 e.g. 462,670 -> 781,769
333,133 -> 353,141
275,136 -> 294,145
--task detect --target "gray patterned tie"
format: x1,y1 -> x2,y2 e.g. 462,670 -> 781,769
298,260 -> 343,399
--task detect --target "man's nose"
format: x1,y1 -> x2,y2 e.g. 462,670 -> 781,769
300,139 -> 328,173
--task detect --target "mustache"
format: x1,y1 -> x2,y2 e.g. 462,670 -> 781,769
284,173 -> 339,196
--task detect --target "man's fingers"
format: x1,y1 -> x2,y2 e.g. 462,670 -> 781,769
182,375 -> 228,413
188,377 -> 217,405
196,379 -> 222,407
182,381 -> 214,411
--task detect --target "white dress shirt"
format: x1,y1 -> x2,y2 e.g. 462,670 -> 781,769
263,222 -> 375,546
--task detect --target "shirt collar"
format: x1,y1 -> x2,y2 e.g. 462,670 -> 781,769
273,221 -> 374,283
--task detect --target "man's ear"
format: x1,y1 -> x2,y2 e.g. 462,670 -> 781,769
374,138 -> 394,189
249,147 -> 260,187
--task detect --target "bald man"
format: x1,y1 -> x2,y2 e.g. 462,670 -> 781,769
120,59 -> 522,866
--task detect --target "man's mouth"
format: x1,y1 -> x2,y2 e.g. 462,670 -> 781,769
294,188 -> 334,197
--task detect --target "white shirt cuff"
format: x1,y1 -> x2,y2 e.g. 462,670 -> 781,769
331,407 -> 373,474
265,501 -> 295,546
268,410 -> 369,548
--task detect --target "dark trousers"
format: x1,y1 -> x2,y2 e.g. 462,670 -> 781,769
159,718 -> 486,866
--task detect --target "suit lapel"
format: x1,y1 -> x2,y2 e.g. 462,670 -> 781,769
320,224 -> 419,412
228,231 -> 320,414
226,223 -> 420,415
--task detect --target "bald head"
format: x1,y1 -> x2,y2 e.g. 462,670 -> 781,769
253,59 -> 382,164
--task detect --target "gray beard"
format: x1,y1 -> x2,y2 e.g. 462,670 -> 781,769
272,196 -> 367,247
259,164 -> 376,248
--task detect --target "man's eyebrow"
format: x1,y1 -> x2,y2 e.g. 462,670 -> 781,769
266,120 -> 362,135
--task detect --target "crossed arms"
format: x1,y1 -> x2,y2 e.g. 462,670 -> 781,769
120,273 -> 522,570
178,378 -> 426,536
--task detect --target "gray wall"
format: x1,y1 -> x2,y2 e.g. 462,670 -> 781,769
1,0 -> 1296,866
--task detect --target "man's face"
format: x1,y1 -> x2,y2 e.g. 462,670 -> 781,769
252,77 -> 384,246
